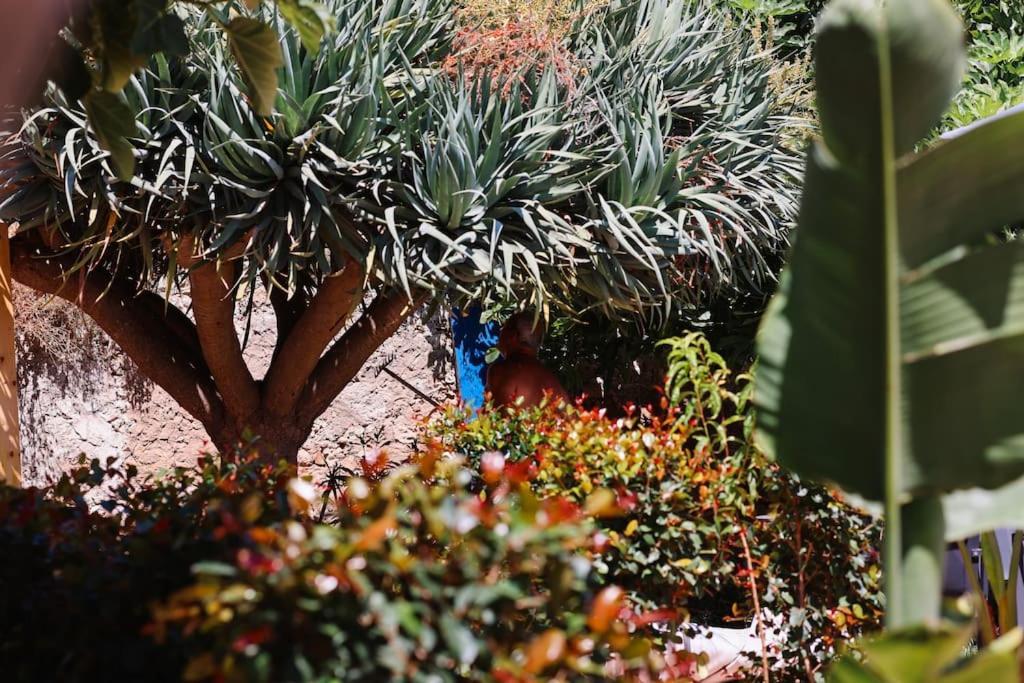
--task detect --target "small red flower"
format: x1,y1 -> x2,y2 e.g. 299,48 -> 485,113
232,624 -> 273,652
615,488 -> 638,513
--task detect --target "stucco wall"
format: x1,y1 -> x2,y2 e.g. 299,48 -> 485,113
14,286 -> 456,487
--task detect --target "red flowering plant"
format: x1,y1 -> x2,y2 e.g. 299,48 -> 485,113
426,333 -> 884,680
0,445 -> 665,681
442,0 -> 600,93
151,452 -> 665,682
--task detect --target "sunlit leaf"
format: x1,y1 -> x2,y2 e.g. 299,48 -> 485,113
278,0 -> 331,53
226,17 -> 283,116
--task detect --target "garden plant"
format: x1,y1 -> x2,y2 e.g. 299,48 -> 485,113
8,0 -> 1024,680
0,450 -> 661,681
755,0 -> 1024,676
2,0 -> 800,463
7,0 -> 333,179
430,332 -> 883,680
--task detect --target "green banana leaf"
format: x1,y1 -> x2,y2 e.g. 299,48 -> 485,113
756,0 -> 1024,503
943,475 -> 1024,541
827,623 -> 1022,683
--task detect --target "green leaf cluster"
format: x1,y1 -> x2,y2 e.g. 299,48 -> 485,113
38,1 -> 331,180
429,332 -> 884,679
3,0 -> 801,324
0,449 -> 658,681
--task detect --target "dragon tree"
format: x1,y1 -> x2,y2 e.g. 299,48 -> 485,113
0,0 -> 799,463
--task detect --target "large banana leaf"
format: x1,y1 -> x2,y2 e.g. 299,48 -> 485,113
756,0 -> 1024,504
943,474 -> 1024,541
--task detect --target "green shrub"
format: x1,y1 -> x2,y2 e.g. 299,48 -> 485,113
722,0 -> 1024,132
724,0 -> 828,56
0,452 -> 294,681
0,452 -> 657,682
428,333 -> 883,679
943,2 -> 1024,131
153,455 -> 664,681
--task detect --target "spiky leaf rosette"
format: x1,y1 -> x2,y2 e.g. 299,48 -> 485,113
0,0 -> 800,321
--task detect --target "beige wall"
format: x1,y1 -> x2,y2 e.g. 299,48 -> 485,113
14,285 -> 455,486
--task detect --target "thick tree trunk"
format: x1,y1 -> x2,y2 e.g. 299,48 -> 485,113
9,233 -> 428,470
211,417 -> 307,470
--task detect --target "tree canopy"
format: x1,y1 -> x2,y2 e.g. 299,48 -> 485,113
0,0 -> 801,460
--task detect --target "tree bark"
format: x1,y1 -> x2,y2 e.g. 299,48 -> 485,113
299,289 -> 427,428
0,225 -> 22,486
10,237 -> 229,438
179,237 -> 261,423
262,256 -> 365,417
10,234 -> 431,468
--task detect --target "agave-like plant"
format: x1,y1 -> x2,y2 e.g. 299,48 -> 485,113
1,0 -> 800,462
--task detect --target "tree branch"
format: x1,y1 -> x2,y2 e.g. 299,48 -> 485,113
298,288 -> 428,426
263,257 -> 365,416
137,288 -> 204,359
180,235 -> 261,422
267,279 -> 309,347
9,237 -> 227,434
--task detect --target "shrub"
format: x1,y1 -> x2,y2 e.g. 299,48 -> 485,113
0,451 -> 294,681
944,1 -> 1024,131
427,333 -> 883,679
722,0 -> 1024,132
153,455 -> 665,681
0,451 -> 658,682
723,0 -> 828,57
443,0 -> 598,91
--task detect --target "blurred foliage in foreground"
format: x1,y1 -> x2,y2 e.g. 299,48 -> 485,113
0,452 -> 663,681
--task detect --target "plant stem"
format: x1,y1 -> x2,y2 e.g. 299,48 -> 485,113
900,496 -> 945,626
876,0 -> 906,629
740,529 -> 771,683
959,540 -> 996,644
1004,530 -> 1023,632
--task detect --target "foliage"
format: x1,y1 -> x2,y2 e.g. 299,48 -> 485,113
753,0 -> 1024,631
942,1 -> 1024,131
154,454 -> 662,681
0,450 -> 658,682
827,601 -> 1022,683
959,531 -> 1024,645
3,0 -> 801,324
428,332 -> 884,679
0,451 -> 294,681
720,0 -> 1024,133
36,0 -> 332,179
443,0 -> 601,90
723,0 -> 827,56
525,0 -> 1024,390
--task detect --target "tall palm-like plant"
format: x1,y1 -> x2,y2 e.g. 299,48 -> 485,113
2,0 -> 799,462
